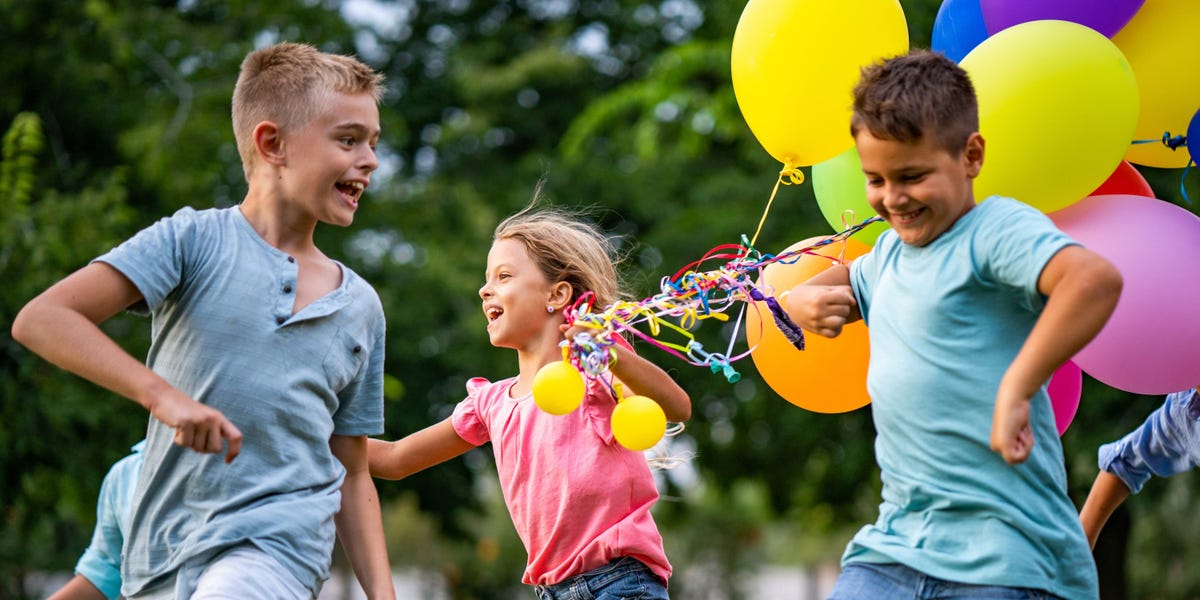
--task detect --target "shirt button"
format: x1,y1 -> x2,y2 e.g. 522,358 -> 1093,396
283,285 -> 293,293
276,316 -> 286,325
287,256 -> 295,263
352,345 -> 362,353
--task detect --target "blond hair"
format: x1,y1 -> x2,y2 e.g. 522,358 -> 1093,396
494,192 -> 625,309
231,42 -> 385,178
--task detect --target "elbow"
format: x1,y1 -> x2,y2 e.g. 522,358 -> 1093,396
667,392 -> 692,423
11,303 -> 38,348
1094,261 -> 1124,314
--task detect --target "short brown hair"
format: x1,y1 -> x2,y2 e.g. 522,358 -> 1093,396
231,42 -> 385,178
850,49 -> 978,156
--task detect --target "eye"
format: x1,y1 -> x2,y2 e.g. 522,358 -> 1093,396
865,177 -> 883,187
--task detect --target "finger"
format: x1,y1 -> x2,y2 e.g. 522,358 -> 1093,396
204,421 -> 224,454
175,426 -> 194,450
223,421 -> 243,463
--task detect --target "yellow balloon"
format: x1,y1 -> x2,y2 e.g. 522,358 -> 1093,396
963,20 -> 1139,213
731,0 -> 908,167
611,395 -> 667,451
532,361 -> 584,415
1113,0 -> 1200,168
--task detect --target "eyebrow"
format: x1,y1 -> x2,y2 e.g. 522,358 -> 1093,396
332,122 -> 380,138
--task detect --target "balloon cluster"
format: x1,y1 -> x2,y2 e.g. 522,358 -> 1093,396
730,0 -> 1200,434
530,215 -> 883,450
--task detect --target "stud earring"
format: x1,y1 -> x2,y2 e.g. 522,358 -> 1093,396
546,306 -> 555,313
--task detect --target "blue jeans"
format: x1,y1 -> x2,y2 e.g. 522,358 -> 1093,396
828,562 -> 1064,600
532,557 -> 669,600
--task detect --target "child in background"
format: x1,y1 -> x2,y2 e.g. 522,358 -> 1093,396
369,201 -> 691,599
1079,387 -> 1200,549
784,49 -> 1122,599
48,442 -> 143,600
12,43 -> 394,599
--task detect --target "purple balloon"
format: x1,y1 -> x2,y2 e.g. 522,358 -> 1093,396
933,0 -> 988,63
980,0 -> 1145,38
1050,194 -> 1200,394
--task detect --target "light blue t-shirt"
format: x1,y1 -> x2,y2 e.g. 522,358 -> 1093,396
846,196 -> 1098,598
1099,388 -> 1200,493
96,206 -> 385,596
75,441 -> 144,600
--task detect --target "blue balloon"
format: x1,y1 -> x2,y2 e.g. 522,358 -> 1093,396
1189,107 -> 1199,165
932,0 -> 988,63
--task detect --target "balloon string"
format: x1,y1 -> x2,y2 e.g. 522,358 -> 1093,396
748,161 -> 805,248
1130,131 -> 1186,150
1181,160 -> 1194,206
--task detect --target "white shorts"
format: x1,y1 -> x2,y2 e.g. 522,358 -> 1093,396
130,544 -> 318,600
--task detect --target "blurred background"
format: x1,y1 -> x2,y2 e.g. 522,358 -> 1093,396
2,1 -> 1197,598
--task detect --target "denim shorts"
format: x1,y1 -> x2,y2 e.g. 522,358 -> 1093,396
532,556 -> 669,600
827,562 -> 1064,600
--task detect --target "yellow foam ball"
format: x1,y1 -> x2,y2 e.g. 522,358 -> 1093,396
532,361 -> 584,415
611,395 -> 667,451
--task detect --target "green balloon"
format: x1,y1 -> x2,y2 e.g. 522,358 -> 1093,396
811,146 -> 889,246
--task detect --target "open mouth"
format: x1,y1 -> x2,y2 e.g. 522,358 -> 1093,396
335,180 -> 365,207
485,306 -> 503,326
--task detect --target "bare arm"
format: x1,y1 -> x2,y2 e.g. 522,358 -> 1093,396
46,575 -> 107,600
783,263 -> 861,337
367,418 -> 474,480
605,342 -> 692,422
11,262 -> 242,461
990,246 -> 1122,464
1079,470 -> 1131,550
331,434 -> 395,600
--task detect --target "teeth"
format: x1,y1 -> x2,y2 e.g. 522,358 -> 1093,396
339,181 -> 365,191
486,307 -> 502,320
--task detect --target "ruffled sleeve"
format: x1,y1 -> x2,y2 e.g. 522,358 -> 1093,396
452,377 -> 492,446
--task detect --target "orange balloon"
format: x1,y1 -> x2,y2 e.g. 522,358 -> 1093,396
745,236 -> 872,413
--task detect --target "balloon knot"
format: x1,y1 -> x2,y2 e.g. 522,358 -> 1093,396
779,164 -> 805,186
1162,132 -> 1186,150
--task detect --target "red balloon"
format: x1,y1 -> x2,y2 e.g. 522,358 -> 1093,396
1088,160 -> 1154,197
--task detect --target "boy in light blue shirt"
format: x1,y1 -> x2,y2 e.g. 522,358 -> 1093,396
13,43 -> 395,599
785,49 -> 1123,599
49,442 -> 143,600
1079,388 -> 1200,549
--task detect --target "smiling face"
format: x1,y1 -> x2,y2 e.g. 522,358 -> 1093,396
280,91 -> 380,227
857,130 -> 984,247
479,238 -> 567,350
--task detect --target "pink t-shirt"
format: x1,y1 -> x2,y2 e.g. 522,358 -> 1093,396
451,372 -> 671,586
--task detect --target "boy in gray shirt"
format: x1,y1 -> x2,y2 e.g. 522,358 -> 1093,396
13,42 -> 394,599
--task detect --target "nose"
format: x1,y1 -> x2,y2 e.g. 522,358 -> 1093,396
479,281 -> 491,299
359,145 -> 379,174
878,182 -> 907,210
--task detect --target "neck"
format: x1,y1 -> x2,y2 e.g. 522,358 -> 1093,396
508,320 -> 569,397
240,185 -> 318,255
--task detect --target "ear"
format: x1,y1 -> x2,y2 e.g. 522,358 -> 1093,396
547,281 -> 573,312
253,121 -> 286,166
963,132 -> 985,179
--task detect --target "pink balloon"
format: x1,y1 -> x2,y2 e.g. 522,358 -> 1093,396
1047,361 -> 1082,436
1050,195 -> 1200,394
